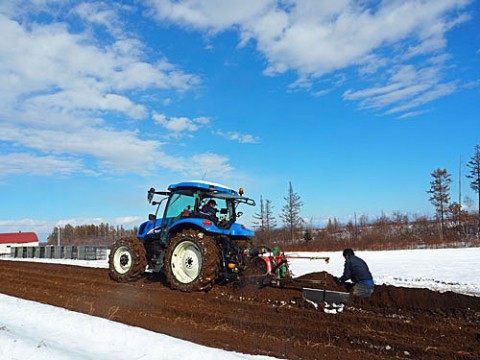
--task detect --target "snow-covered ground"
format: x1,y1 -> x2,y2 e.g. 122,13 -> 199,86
1,247 -> 479,359
0,294 -> 278,360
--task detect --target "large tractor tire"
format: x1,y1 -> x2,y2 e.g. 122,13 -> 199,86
109,237 -> 147,282
165,230 -> 219,292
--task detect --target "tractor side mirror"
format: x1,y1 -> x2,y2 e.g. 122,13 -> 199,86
148,214 -> 156,221
147,188 -> 155,203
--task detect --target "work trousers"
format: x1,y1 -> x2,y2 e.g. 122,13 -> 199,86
352,280 -> 374,297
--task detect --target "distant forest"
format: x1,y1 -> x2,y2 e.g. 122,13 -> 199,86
263,211 -> 480,252
46,223 -> 137,247
260,144 -> 480,251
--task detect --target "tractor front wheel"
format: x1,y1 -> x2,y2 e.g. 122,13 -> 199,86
166,230 -> 219,292
109,237 -> 147,282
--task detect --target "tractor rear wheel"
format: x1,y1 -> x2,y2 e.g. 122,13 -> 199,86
165,230 -> 219,292
109,237 -> 147,282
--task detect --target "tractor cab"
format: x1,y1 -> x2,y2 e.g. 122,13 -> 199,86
138,181 -> 256,244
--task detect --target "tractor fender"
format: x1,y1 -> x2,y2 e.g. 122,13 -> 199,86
168,218 -> 217,235
168,218 -> 254,237
228,223 -> 255,237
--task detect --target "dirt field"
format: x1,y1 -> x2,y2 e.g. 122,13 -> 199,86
0,260 -> 479,359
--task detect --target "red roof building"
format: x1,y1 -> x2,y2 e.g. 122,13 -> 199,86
0,232 -> 39,245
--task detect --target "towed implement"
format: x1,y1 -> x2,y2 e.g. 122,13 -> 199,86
239,246 -> 349,302
109,180 -> 348,303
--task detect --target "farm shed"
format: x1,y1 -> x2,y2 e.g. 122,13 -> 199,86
0,232 -> 39,255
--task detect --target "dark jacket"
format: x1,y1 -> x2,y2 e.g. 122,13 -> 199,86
339,255 -> 373,284
200,204 -> 218,218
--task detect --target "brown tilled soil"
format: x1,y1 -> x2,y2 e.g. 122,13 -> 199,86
0,260 -> 479,359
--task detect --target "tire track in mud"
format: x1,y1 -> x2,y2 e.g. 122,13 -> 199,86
0,260 -> 479,359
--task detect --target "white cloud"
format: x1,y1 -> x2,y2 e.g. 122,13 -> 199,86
343,62 -> 458,115
0,218 -> 52,236
27,89 -> 148,120
0,153 -> 83,176
0,122 -> 162,174
146,0 -> 274,33
0,216 -> 143,239
71,2 -> 128,37
396,110 -> 429,119
0,14 -> 199,111
188,153 -> 234,178
0,118 -> 234,178
148,0 -> 469,75
463,79 -> 480,89
153,113 -> 210,134
386,82 -> 457,115
0,4 -> 221,179
217,130 -> 260,144
146,0 -> 472,114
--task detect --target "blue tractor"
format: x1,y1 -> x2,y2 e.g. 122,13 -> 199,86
108,180 -> 257,291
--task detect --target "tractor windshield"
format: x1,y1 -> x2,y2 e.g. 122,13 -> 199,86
164,192 -> 233,222
163,187 -> 255,228
165,193 -> 196,218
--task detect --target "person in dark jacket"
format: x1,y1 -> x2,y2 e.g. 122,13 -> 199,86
335,248 -> 374,297
200,199 -> 218,221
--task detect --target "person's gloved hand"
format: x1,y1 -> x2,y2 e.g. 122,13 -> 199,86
333,276 -> 343,285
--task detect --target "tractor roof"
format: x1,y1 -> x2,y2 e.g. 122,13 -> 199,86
168,180 -> 239,196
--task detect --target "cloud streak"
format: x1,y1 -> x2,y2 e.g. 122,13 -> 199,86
0,153 -> 83,177
217,130 -> 260,144
153,113 -> 210,135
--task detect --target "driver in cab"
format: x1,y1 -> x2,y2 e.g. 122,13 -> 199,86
200,199 -> 218,222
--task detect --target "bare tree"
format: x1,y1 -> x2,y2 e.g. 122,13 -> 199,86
265,199 -> 276,240
427,168 -> 452,238
252,195 -> 266,237
466,144 -> 480,224
253,196 -> 277,242
447,202 -> 463,231
280,181 -> 303,243
326,217 -> 341,238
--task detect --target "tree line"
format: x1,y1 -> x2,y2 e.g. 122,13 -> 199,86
253,145 -> 480,251
427,144 -> 480,239
46,223 -> 137,246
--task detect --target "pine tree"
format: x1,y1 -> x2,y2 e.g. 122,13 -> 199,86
280,181 -> 303,243
303,228 -> 313,242
466,144 -> 480,222
427,168 -> 452,237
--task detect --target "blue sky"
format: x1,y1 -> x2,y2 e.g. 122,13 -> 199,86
1,0 -> 479,240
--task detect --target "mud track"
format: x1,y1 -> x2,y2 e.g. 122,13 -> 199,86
0,260 -> 479,359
